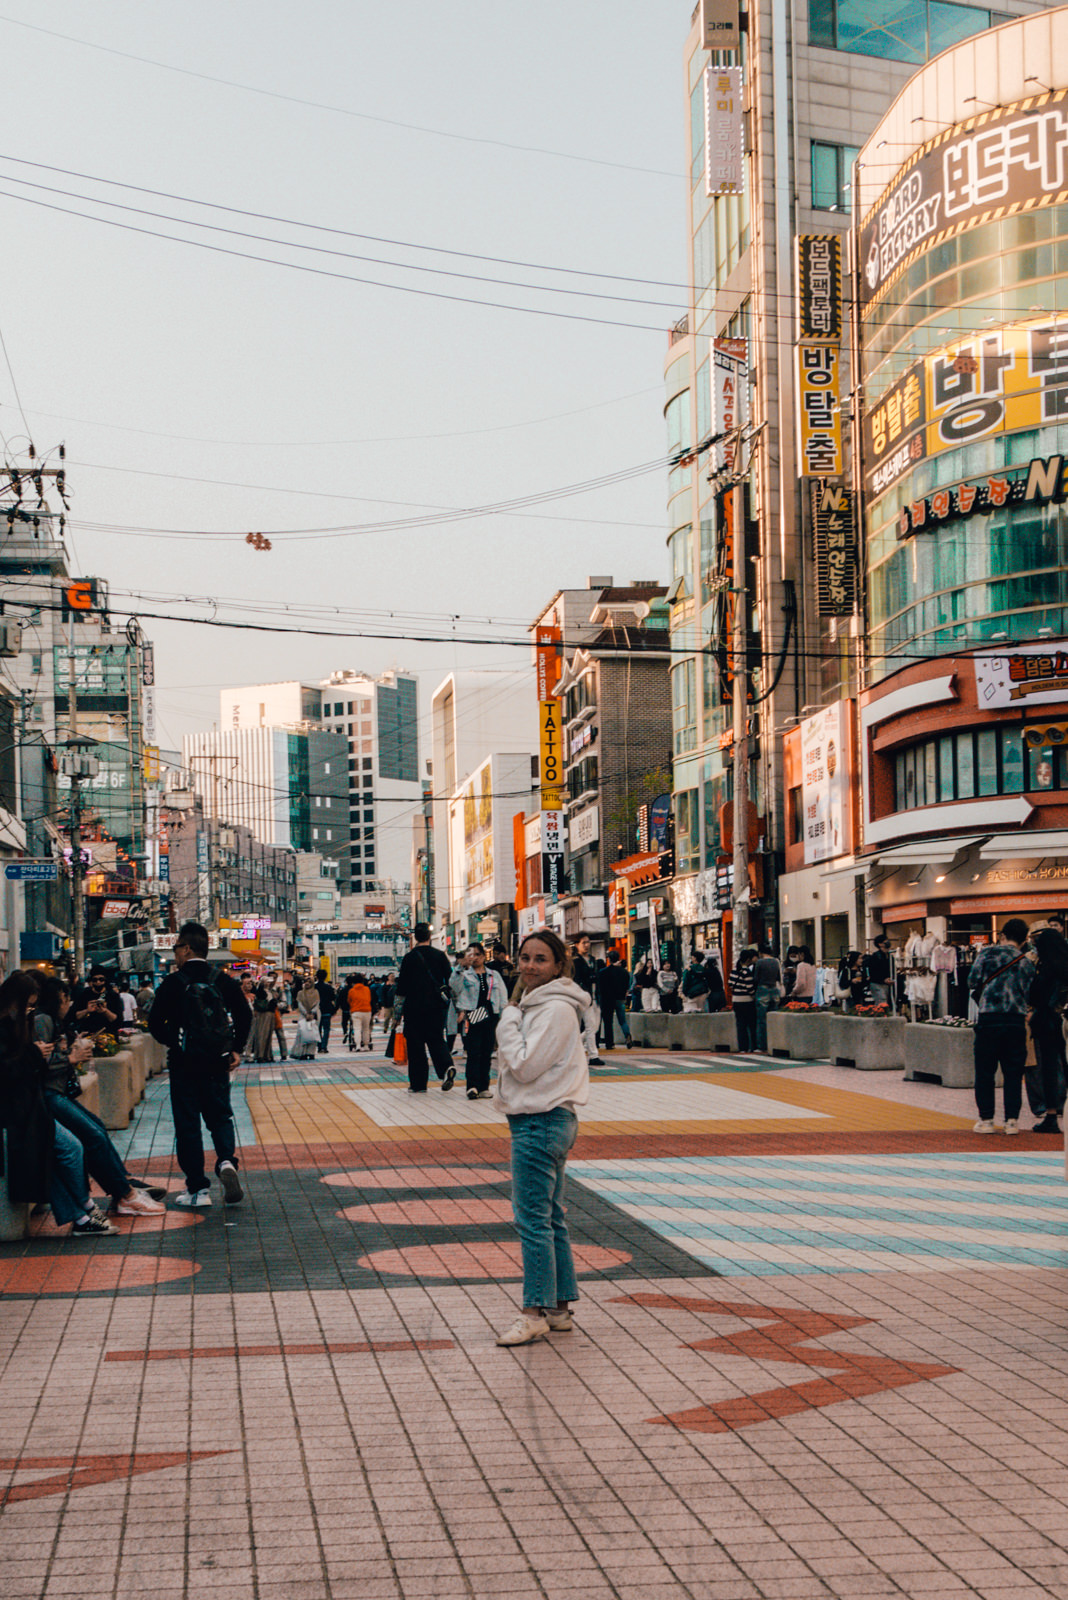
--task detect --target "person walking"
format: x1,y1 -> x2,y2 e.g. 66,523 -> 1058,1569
395,923 -> 456,1093
454,943 -> 508,1099
680,953 -> 711,1013
864,935 -> 894,1010
377,976 -> 396,1034
248,982 -> 277,1062
730,947 -> 758,1052
293,979 -> 321,1061
494,929 -> 590,1348
347,973 -> 374,1052
1027,927 -> 1068,1133
148,921 -> 252,1208
314,970 -> 337,1055
751,946 -> 782,1053
594,949 -> 633,1050
338,977 -> 355,1049
270,975 -> 289,1061
571,934 -> 604,1065
969,918 -> 1034,1135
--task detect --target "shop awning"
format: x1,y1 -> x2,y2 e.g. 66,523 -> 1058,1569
611,852 -> 663,888
978,830 -> 1068,860
864,836 -> 983,868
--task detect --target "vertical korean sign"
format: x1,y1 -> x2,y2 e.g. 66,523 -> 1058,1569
795,234 -> 844,479
812,482 -> 856,615
704,66 -> 743,198
713,336 -> 747,471
536,624 -> 564,903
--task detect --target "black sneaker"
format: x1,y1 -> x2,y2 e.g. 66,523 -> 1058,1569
218,1162 -> 243,1204
442,1066 -> 457,1091
1033,1115 -> 1061,1133
71,1213 -> 118,1236
589,1057 -> 606,1066
128,1180 -> 168,1202
466,1087 -> 478,1100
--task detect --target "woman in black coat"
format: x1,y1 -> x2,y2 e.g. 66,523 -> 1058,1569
0,970 -> 114,1235
1028,929 -> 1068,1133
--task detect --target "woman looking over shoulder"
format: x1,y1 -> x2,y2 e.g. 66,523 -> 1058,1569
494,930 -> 590,1348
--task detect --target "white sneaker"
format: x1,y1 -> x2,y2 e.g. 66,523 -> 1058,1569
545,1308 -> 573,1332
218,1161 -> 243,1204
495,1313 -> 550,1347
1004,1118 -> 1019,1136
173,1189 -> 212,1209
972,1120 -> 996,1133
115,1190 -> 166,1216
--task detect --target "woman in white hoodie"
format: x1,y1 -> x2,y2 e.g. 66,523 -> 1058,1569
494,929 -> 590,1348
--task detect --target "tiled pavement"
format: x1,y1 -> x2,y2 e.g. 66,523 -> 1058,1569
2,1028 -> 1068,1598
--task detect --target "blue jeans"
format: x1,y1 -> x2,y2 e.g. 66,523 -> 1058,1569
754,985 -> 778,1051
50,1121 -> 90,1226
601,999 -> 631,1048
508,1107 -> 579,1310
46,1090 -> 130,1200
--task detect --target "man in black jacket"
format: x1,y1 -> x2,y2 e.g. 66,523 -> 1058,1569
594,949 -> 633,1050
395,923 -> 456,1093
314,969 -> 337,1054
149,921 -> 252,1209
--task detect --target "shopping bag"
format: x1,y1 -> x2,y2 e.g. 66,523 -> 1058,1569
393,1025 -> 407,1067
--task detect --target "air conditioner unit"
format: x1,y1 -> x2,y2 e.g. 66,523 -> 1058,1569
0,621 -> 22,657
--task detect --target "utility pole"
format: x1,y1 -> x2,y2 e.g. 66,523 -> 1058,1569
730,452 -> 750,954
65,618 -> 88,980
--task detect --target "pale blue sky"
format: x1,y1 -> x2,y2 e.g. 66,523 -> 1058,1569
0,2 -> 688,748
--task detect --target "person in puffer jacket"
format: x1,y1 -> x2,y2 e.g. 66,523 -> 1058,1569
493,929 -> 590,1348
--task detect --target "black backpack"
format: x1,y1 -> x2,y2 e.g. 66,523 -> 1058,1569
178,970 -> 235,1060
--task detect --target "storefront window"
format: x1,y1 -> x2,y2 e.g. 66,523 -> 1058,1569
676,788 -> 699,874
976,728 -> 998,796
956,732 -> 975,799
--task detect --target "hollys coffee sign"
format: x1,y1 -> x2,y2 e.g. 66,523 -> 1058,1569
861,96 -> 1068,306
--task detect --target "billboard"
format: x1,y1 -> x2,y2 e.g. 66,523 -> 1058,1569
539,699 -> 563,810
861,100 -> 1068,307
700,0 -> 739,51
713,336 -> 747,471
461,764 -> 493,891
898,452 -> 1067,541
797,235 -> 843,342
800,701 -> 849,865
812,482 -> 856,615
705,66 -> 743,197
974,642 -> 1068,711
797,344 -> 842,478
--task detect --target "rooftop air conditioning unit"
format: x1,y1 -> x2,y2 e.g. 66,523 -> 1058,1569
0,621 -> 22,657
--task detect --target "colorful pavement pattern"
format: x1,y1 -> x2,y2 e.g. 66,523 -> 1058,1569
2,1026 -> 1068,1598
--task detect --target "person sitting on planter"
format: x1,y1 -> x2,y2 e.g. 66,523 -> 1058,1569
680,953 -> 711,1013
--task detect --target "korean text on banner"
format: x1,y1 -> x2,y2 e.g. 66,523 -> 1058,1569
796,235 -> 843,342
974,642 -> 1068,710
812,482 -> 856,616
700,0 -> 740,50
713,336 -> 747,471
797,345 -> 842,478
705,66 -> 743,197
535,625 -> 561,703
539,700 -> 563,810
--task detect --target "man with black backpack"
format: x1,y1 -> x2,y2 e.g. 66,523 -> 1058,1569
394,923 -> 456,1094
149,921 -> 253,1209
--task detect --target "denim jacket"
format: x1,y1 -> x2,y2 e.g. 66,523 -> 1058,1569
453,967 -> 508,1017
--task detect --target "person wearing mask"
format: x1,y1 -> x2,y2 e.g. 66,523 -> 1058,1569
395,923 -> 456,1094
680,953 -> 711,1013
571,934 -> 605,1066
730,947 -> 758,1053
293,978 -> 321,1061
454,943 -> 508,1099
864,935 -> 894,1010
347,973 -> 374,1052
34,977 -> 165,1216
1027,928 -> 1068,1133
837,951 -> 868,1012
493,930 -> 590,1347
634,958 -> 660,1011
969,918 -> 1034,1134
314,970 -> 337,1055
488,943 -> 516,996
72,967 -> 122,1038
149,921 -> 253,1207
657,959 -> 680,1014
791,947 -> 817,1002
781,946 -> 801,998
594,950 -> 633,1050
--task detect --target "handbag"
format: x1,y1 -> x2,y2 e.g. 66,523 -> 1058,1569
466,1006 -> 490,1027
296,1015 -> 319,1046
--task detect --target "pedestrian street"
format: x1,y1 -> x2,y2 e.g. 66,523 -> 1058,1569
2,1039 -> 1068,1600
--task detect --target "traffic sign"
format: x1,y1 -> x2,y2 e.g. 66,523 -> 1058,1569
5,860 -> 58,882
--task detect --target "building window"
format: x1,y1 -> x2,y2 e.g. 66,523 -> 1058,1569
891,723 -> 1065,809
810,0 -> 1002,63
676,788 -> 699,874
671,658 -> 697,755
811,142 -> 859,211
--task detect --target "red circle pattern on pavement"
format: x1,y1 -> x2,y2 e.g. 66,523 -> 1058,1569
0,1255 -> 199,1295
356,1241 -> 631,1280
340,1197 -> 513,1227
321,1166 -> 506,1190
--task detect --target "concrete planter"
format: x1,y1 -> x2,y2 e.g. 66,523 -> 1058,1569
96,1051 -> 135,1129
629,1012 -> 738,1052
78,1072 -> 101,1118
629,1013 -> 673,1049
769,1009 -> 831,1061
904,1023 -> 975,1088
830,1014 -> 906,1071
124,1035 -> 147,1100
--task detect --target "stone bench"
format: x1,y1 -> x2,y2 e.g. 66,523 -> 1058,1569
628,1011 -> 737,1052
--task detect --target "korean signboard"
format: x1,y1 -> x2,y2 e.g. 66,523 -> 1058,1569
713,336 -> 747,471
797,344 -> 842,478
705,66 -> 743,197
535,624 -> 561,703
461,765 -> 494,891
812,482 -> 856,615
866,318 -> 1068,501
975,641 -> 1068,710
861,100 -> 1068,308
539,699 -> 563,811
541,809 -> 564,900
700,0 -> 739,51
800,701 -> 849,865
797,235 -> 842,342
897,453 -> 1066,541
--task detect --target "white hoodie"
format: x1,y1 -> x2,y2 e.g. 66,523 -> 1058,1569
494,978 -> 591,1116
